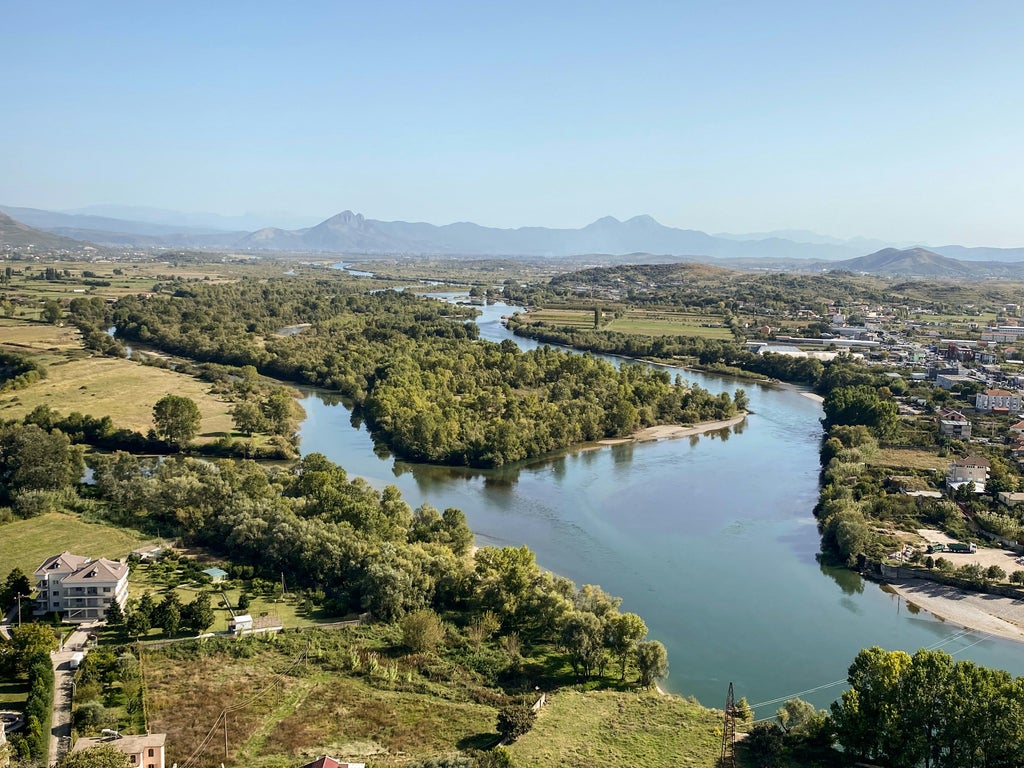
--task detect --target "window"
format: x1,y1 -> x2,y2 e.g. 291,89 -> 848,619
129,756 -> 136,764
104,587 -> 111,593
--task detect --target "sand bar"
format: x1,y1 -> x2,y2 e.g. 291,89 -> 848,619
597,413 -> 747,446
884,578 -> 1024,643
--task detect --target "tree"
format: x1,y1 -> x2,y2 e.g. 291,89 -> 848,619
822,385 -> 899,438
262,388 -> 295,437
152,394 -> 202,447
561,611 -> 605,679
183,592 -> 214,633
496,704 -> 536,743
0,423 -> 85,505
231,400 -> 266,436
41,300 -> 63,324
124,609 -> 151,639
400,609 -> 446,653
1,568 -> 32,610
237,593 -> 251,612
608,612 -> 647,680
104,600 -> 124,626
162,604 -> 180,637
8,623 -> 58,672
635,640 -> 669,688
986,564 -> 1007,583
56,744 -> 130,768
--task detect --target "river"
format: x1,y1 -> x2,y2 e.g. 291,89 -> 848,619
297,288 -> 1024,712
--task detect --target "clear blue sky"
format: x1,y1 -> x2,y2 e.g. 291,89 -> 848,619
3,1 -> 1022,245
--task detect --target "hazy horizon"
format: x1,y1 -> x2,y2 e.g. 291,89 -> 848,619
3,2 -> 1022,247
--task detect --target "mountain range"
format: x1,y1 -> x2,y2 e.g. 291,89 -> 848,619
4,204 -> 1024,268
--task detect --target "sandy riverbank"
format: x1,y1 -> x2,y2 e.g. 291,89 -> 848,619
883,578 -> 1024,643
597,413 -> 748,446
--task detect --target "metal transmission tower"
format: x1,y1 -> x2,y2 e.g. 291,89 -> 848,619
720,681 -> 737,767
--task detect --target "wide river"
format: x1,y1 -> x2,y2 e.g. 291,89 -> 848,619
297,293 -> 1024,712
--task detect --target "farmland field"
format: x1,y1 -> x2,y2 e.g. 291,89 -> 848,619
521,308 -> 734,339
605,310 -> 733,339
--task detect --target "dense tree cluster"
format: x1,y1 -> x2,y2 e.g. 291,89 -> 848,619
73,280 -> 737,467
84,450 -> 666,684
832,646 -> 1024,767
0,421 -> 84,507
0,350 -> 46,392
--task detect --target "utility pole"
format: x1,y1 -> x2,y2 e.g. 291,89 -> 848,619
721,682 -> 736,768
16,593 -> 22,626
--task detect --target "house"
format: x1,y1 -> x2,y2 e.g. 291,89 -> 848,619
937,410 -> 971,440
201,567 -> 228,583
998,491 -> 1024,508
33,552 -> 129,623
228,614 -> 253,634
935,373 -> 973,391
296,756 -> 365,768
946,456 -> 990,494
976,389 -> 1023,414
73,733 -> 166,768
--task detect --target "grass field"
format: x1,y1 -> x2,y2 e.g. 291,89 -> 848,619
865,448 -> 946,472
0,319 -> 84,352
0,512 -> 152,577
0,353 -> 235,437
508,689 -> 729,768
524,307 -> 734,339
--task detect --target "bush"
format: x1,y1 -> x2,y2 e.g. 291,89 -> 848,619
400,609 -> 446,653
496,704 -> 536,743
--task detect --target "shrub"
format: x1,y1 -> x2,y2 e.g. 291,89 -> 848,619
496,704 -> 536,743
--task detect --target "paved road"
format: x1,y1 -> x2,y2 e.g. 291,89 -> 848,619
48,624 -> 94,767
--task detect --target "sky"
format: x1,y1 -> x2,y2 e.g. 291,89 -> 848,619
2,1 -> 1023,246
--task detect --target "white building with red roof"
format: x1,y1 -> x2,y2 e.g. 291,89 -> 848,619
976,388 -> 1023,414
33,551 -> 129,623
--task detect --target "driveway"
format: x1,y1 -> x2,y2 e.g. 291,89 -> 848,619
49,623 -> 95,766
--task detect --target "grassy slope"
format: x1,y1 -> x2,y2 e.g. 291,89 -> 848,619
508,689 -> 727,768
142,635 -> 731,768
0,512 -> 151,577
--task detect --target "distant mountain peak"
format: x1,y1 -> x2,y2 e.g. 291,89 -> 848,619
587,215 -> 622,227
624,214 -> 660,226
322,210 -> 365,227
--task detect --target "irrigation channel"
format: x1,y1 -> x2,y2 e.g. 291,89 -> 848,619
296,285 -> 1024,712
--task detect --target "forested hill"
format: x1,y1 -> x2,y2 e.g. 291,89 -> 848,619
71,279 -> 739,467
